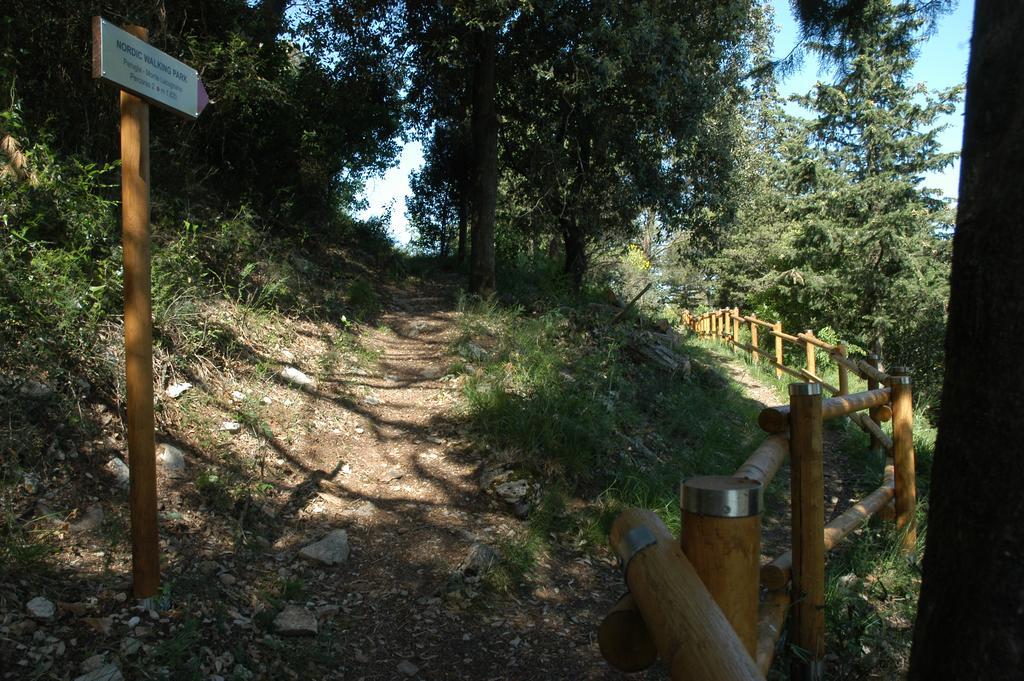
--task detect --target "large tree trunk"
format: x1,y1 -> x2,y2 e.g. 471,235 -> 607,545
908,3 -> 1024,678
457,192 -> 468,266
468,28 -> 497,295
561,215 -> 587,290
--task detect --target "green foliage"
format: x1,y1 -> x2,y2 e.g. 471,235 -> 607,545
709,0 -> 957,403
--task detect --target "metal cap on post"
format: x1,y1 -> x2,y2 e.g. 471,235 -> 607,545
681,476 -> 763,657
789,382 -> 822,397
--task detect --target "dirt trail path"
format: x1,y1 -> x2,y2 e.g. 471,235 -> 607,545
282,277 -> 650,681
715,357 -> 861,560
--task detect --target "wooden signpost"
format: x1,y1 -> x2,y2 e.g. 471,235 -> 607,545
92,17 -> 208,599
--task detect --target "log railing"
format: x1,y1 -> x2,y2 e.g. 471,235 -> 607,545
598,310 -> 918,680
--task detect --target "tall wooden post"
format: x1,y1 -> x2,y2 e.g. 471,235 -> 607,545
836,343 -> 849,396
750,316 -> 760,364
804,330 -> 816,377
890,375 -> 917,552
732,307 -> 741,346
773,321 -> 784,379
120,25 -> 159,600
789,383 -> 825,681
866,353 -> 882,456
724,309 -> 731,339
681,476 -> 762,658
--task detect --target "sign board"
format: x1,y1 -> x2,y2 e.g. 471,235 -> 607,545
92,17 -> 209,119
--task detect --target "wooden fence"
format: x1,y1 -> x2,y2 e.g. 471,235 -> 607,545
598,307 -> 917,680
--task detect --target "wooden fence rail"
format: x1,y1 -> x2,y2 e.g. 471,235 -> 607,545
599,308 -> 918,680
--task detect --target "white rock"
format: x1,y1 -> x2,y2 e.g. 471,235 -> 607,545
26,596 -> 56,621
261,396 -> 273,405
220,421 -> 242,433
165,382 -> 192,398
280,366 -> 315,390
397,660 -> 419,677
495,479 -> 529,504
273,605 -> 317,636
156,443 -> 186,477
298,529 -> 350,566
105,458 -> 130,487
231,390 -> 246,401
73,663 -> 123,681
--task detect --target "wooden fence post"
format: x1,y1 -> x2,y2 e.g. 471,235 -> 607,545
750,316 -> 760,364
773,321 -> 784,379
681,476 -> 762,658
804,330 -> 816,377
733,307 -> 741,346
866,353 -> 882,456
890,374 -> 917,552
789,382 -> 825,681
724,308 -> 732,340
836,343 -> 849,396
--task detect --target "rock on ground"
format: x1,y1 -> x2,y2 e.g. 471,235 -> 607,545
105,458 -> 130,486
495,479 -> 529,504
274,605 -> 318,636
397,660 -> 419,677
298,529 -> 350,566
280,366 -> 315,390
157,443 -> 186,477
26,596 -> 56,620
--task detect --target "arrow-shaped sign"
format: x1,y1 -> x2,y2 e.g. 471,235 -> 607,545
92,17 -> 208,119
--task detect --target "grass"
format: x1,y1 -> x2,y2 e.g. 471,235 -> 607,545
452,293 -> 935,678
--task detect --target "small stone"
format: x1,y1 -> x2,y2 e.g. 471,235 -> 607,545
105,458 -> 130,486
354,427 -> 365,435
26,597 -> 56,621
165,382 -> 192,398
19,379 -> 53,400
280,366 -> 315,390
362,395 -> 381,406
70,505 -> 104,533
220,421 -> 242,433
231,390 -> 246,401
73,663 -> 123,681
315,604 -> 340,619
156,443 -> 186,477
219,573 -> 237,586
273,605 -> 317,636
340,463 -> 352,475
420,366 -> 443,379
459,543 -> 499,581
381,467 -> 404,482
495,479 -> 529,504
198,560 -> 220,576
126,616 -> 140,628
298,530 -> 350,566
261,396 -> 273,405
397,660 -> 419,676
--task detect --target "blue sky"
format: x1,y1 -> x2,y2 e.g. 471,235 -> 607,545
360,0 -> 974,244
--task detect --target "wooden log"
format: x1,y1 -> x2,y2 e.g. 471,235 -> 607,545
681,476 -> 763,658
797,331 -> 837,352
876,404 -> 892,422
724,308 -> 732,338
735,434 -> 789,486
612,282 -> 653,323
858,357 -> 890,386
749,317 -> 760,364
770,327 -> 802,343
743,314 -> 775,329
758,389 -> 892,433
732,340 -> 761,357
837,344 -> 849,396
798,369 -> 840,396
828,349 -> 869,381
757,588 -> 791,676
891,375 -> 917,552
598,596 -> 659,672
732,307 -> 741,345
609,509 -> 761,680
848,410 -> 894,450
788,383 -> 825,680
804,330 -> 817,377
773,322 -> 784,379
760,482 -> 896,589
774,360 -> 807,382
